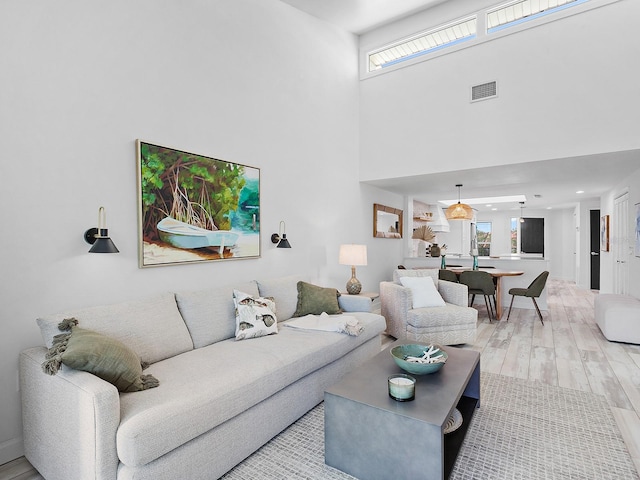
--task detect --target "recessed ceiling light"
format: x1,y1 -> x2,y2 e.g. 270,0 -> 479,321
486,204 -> 492,207
491,208 -> 498,211
576,190 -> 584,194
547,207 -> 552,210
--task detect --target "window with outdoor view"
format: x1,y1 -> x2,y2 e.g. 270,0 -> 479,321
477,222 -> 492,256
511,218 -> 518,253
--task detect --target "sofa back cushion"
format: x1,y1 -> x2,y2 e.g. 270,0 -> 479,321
257,274 -> 308,321
175,281 -> 260,348
36,293 -> 193,365
393,268 -> 439,286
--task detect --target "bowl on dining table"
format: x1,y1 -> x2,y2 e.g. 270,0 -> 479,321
390,344 -> 448,375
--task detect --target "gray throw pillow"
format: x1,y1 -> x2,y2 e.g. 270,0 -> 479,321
293,281 -> 342,317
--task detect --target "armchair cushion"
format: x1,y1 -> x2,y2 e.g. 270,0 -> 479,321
399,276 -> 445,308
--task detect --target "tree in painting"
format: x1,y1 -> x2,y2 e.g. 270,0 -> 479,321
138,142 -> 260,265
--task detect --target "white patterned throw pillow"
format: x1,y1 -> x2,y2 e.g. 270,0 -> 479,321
233,290 -> 278,340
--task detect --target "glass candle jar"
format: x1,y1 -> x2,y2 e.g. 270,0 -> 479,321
388,374 -> 416,401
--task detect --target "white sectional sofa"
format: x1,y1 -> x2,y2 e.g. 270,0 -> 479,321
19,275 -> 386,480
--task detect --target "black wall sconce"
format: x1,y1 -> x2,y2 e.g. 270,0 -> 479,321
84,206 -> 119,253
271,221 -> 291,248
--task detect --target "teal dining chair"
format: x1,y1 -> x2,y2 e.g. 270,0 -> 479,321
506,271 -> 549,324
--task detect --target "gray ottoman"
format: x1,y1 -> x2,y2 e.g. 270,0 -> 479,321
595,294 -> 640,344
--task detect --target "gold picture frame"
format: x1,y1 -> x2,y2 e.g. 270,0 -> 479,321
137,140 -> 260,267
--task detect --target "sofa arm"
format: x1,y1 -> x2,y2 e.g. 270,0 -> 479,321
338,294 -> 372,313
20,346 -> 121,480
380,281 -> 413,339
438,280 -> 468,307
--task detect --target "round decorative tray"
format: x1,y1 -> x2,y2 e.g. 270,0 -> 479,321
444,408 -> 463,434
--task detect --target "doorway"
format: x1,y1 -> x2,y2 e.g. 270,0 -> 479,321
589,209 -> 600,290
614,192 -> 630,294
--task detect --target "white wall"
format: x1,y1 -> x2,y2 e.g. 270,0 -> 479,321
359,0 -> 640,181
0,0 -> 404,463
600,165 -> 640,296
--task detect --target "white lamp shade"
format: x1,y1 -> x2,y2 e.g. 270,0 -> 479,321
339,244 -> 367,266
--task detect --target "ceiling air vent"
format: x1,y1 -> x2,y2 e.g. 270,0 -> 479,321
471,81 -> 497,102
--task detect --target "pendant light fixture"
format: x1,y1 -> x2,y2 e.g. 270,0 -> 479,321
519,202 -> 525,223
445,184 -> 474,220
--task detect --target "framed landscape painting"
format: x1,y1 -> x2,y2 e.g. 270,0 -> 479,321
137,140 -> 260,267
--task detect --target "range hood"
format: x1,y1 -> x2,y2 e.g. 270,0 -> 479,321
429,204 -> 450,232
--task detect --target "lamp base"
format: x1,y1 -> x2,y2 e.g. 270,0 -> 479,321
346,269 -> 362,295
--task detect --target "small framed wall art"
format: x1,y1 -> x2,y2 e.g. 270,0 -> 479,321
600,214 -> 610,252
136,140 -> 260,267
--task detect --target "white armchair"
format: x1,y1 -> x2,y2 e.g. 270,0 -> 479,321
380,269 -> 477,345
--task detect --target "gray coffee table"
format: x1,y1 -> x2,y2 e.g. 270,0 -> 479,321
324,340 -> 480,480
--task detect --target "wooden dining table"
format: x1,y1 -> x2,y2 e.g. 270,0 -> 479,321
443,267 -> 524,319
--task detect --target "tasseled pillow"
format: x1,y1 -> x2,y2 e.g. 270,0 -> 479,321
42,317 -> 159,392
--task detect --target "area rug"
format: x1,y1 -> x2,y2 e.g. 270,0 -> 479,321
221,373 -> 639,479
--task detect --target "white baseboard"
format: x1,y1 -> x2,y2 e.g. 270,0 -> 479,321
0,436 -> 24,466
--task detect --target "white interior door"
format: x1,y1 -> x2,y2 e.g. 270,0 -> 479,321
614,192 -> 629,294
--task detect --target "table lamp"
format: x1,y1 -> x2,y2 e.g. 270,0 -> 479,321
339,244 -> 367,294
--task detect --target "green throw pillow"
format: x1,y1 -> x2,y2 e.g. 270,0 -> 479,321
293,281 -> 342,317
42,318 -> 159,393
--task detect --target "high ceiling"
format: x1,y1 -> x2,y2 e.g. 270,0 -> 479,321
279,0 -> 449,34
278,0 -> 639,213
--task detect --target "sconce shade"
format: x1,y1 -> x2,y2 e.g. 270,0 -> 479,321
445,184 -> 474,221
87,230 -> 120,253
276,234 -> 291,248
339,244 -> 367,266
271,221 -> 291,248
84,207 -> 119,253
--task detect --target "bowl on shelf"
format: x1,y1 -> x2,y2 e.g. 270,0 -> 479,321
390,344 -> 448,375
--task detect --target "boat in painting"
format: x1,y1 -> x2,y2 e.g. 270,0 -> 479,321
157,217 -> 239,250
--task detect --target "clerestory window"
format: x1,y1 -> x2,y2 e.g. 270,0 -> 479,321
487,0 -> 589,33
367,16 -> 477,72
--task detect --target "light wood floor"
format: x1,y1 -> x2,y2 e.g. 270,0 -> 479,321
2,279 -> 639,479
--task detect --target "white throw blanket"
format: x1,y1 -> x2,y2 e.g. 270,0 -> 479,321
284,312 -> 364,336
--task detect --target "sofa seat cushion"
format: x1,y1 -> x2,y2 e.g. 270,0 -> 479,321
116,312 -> 385,467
